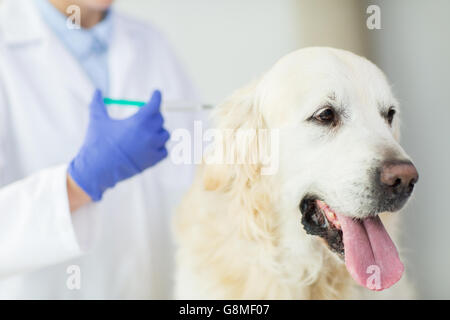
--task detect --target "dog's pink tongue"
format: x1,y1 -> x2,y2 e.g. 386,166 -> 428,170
336,213 -> 404,291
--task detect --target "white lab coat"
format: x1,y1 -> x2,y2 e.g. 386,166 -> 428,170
0,0 -> 201,299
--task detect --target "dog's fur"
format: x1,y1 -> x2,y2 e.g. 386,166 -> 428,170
174,47 -> 415,299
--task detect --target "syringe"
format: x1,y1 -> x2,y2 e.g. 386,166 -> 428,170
103,98 -> 213,112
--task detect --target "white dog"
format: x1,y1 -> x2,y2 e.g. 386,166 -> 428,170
174,47 -> 419,299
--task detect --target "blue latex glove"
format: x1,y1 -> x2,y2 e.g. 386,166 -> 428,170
68,90 -> 170,201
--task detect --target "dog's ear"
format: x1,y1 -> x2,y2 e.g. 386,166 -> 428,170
202,80 -> 277,240
202,79 -> 266,192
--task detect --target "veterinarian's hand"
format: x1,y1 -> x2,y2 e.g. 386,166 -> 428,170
68,90 -> 170,201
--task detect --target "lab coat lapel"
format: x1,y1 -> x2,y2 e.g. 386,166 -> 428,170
0,0 -> 94,161
1,0 -> 94,101
42,32 -> 94,104
0,0 -> 43,45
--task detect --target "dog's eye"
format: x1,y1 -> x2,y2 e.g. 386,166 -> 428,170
313,107 -> 337,125
386,108 -> 396,126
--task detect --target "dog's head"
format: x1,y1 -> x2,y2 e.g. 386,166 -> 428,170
205,47 -> 418,291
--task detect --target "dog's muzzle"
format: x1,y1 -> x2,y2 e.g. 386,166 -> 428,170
298,158 -> 419,292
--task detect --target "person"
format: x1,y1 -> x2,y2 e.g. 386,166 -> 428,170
0,0 -> 199,299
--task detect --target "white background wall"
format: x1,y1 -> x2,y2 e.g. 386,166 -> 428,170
116,0 -> 303,105
115,0 -> 369,105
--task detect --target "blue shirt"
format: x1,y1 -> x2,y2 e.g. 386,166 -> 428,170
34,0 -> 113,95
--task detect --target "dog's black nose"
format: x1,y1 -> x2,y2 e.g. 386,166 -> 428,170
379,160 -> 419,197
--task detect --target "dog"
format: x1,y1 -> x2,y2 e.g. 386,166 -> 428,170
173,47 -> 419,299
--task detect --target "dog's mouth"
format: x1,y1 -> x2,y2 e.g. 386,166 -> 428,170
299,196 -> 404,291
300,198 -> 345,256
